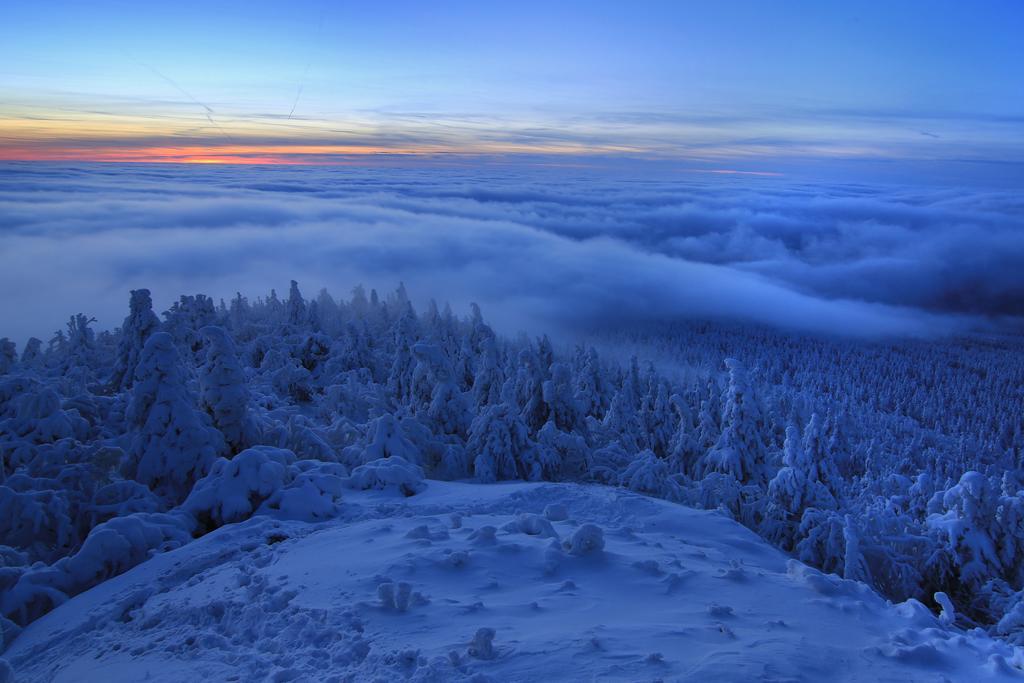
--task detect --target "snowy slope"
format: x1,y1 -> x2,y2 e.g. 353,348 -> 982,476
6,481 -> 1022,682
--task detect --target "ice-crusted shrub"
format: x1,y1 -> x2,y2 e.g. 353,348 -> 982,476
468,627 -> 496,660
0,376 -> 36,423
347,456 -> 426,496
697,471 -> 743,512
89,480 -> 163,526
269,355 -> 313,403
619,449 -> 683,501
183,446 -> 294,527
565,524 -> 605,556
264,460 -> 346,521
934,591 -> 956,626
298,333 -> 333,376
272,415 -> 337,462
381,415 -> 469,480
3,445 -> 339,627
1,387 -> 83,447
996,592 -> 1024,645
378,580 -> 424,612
61,512 -> 192,590
585,441 -> 634,484
185,446 -> 346,529
1,511 -> 193,626
363,414 -> 422,465
0,486 -> 74,560
544,503 -> 568,522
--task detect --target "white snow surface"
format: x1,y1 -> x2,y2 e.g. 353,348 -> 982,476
6,481 -> 1022,682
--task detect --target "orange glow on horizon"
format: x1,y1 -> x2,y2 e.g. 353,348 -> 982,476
0,144 -> 786,176
0,143 -> 451,165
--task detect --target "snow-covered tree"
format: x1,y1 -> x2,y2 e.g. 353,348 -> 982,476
513,348 -> 548,433
3,278 -> 1024,638
199,325 -> 258,453
0,339 -> 16,375
162,294 -> 217,356
764,420 -> 839,548
286,279 -> 306,327
363,413 -> 421,465
667,393 -> 701,477
574,346 -> 608,419
20,338 -> 43,369
602,382 -> 641,453
700,359 -> 769,485
467,404 -> 534,482
412,342 -> 471,438
542,362 -> 583,434
928,471 -> 1001,588
109,289 -> 161,390
123,332 -> 220,502
470,337 -> 504,409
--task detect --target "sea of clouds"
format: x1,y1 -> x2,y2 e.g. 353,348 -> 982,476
1,162 -> 1021,345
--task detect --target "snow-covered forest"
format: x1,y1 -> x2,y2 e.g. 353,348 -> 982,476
2,278 -> 1023,660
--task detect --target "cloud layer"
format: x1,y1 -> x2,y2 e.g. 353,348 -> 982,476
0,163 -> 1019,345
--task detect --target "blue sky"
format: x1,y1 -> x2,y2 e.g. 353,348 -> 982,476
1,0 -> 1022,183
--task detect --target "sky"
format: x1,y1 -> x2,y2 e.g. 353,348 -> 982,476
2,0 -> 1023,183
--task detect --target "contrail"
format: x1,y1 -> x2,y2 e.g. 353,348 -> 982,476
286,6 -> 324,120
134,58 -> 235,143
143,63 -> 211,113
287,62 -> 310,120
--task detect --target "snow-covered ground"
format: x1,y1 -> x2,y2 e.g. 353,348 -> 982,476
6,480 -> 1021,682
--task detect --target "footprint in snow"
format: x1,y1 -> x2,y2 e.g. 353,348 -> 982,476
442,549 -> 470,568
469,526 -> 497,545
406,524 -> 449,542
716,560 -> 748,581
707,603 -> 735,618
632,559 -> 663,575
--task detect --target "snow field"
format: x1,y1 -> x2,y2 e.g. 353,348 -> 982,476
7,481 -> 1022,682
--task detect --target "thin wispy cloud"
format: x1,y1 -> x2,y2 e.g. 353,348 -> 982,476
1,2 -> 1021,177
